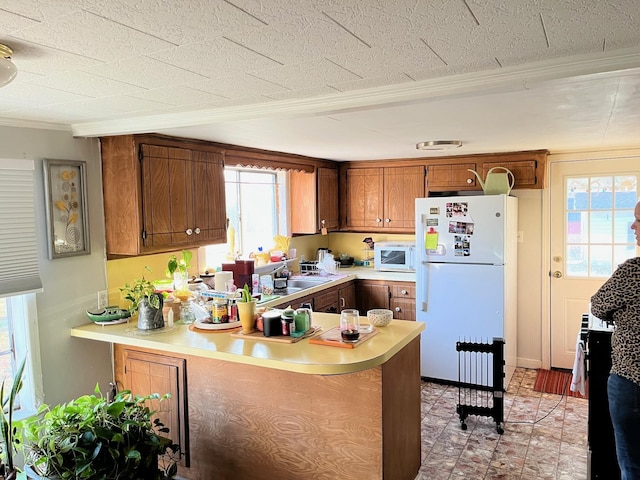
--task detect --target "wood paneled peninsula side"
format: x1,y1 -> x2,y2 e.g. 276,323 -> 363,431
71,313 -> 424,480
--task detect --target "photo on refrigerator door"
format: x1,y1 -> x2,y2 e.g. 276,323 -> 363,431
448,221 -> 475,235
445,202 -> 469,217
454,235 -> 471,256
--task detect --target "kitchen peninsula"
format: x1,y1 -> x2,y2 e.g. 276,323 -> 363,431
71,312 -> 424,480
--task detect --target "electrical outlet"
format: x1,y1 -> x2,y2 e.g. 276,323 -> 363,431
97,290 -> 109,310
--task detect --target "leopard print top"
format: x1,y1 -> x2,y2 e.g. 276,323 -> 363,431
590,257 -> 640,386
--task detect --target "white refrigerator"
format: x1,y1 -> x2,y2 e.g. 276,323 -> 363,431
415,194 -> 518,385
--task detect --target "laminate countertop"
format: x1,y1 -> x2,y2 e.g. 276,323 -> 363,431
71,313 -> 424,376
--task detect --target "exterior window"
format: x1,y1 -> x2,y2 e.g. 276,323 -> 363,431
565,175 -> 638,277
0,294 -> 41,417
204,167 -> 287,270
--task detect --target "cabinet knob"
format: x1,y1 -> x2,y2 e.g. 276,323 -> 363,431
194,227 -> 201,234
395,307 -> 401,312
401,289 -> 407,295
340,297 -> 345,308
376,218 -> 382,223
467,178 -> 472,184
385,218 -> 390,223
186,228 -> 193,235
321,219 -> 326,226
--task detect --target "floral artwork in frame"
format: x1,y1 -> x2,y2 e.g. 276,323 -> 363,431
43,159 -> 90,259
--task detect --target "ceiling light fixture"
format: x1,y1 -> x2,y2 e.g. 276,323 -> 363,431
0,44 -> 17,88
416,140 -> 463,151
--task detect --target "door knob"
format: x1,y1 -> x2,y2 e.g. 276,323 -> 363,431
552,271 -> 562,278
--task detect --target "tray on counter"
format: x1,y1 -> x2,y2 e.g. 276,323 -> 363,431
308,327 -> 379,349
230,326 -> 321,343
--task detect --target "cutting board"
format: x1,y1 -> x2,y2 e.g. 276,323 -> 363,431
230,326 -> 321,343
308,327 -> 379,349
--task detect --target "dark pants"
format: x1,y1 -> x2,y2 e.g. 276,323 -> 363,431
608,374 -> 640,480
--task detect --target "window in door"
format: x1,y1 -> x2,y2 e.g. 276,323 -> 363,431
565,175 -> 638,277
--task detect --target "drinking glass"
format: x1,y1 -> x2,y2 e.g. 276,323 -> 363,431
340,309 -> 360,342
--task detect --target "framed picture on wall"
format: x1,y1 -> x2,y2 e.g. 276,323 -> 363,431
43,159 -> 91,259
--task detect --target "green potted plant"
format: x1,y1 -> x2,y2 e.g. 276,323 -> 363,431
120,267 -> 165,330
165,251 -> 192,299
120,266 -> 160,315
236,284 -> 256,334
0,358 -> 26,480
19,385 -> 180,480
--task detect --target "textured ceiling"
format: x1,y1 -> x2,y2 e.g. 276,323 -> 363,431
2,1 -> 640,160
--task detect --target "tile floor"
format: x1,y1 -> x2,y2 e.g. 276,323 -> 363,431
417,367 -> 589,480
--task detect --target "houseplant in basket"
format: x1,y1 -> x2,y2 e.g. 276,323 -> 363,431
236,284 -> 256,334
19,385 -> 180,480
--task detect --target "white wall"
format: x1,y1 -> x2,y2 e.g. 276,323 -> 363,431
0,125 -> 111,406
510,189 -> 544,368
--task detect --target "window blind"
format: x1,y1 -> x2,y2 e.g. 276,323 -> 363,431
0,159 -> 43,297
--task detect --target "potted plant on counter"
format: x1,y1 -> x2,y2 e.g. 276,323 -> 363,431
166,250 -> 192,301
120,267 -> 164,330
236,284 -> 256,334
20,385 -> 180,480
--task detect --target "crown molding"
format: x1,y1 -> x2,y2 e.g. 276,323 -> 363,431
0,117 -> 71,132
71,46 -> 640,138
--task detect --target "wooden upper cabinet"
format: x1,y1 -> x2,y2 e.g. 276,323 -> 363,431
345,167 -> 384,229
101,135 -> 226,257
383,166 -> 425,229
426,163 -> 477,191
290,167 -> 339,234
344,165 -> 424,232
482,159 -> 538,188
425,150 -> 548,193
317,167 -> 339,231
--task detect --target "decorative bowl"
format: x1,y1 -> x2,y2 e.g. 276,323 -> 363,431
367,309 -> 393,327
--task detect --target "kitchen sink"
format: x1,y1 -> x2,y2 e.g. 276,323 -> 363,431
286,278 -> 333,290
272,286 -> 303,296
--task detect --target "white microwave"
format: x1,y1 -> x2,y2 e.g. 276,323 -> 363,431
374,241 -> 416,272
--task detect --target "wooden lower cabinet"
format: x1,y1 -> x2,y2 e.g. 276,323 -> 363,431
339,282 -> 357,311
356,280 -> 416,320
117,348 -> 189,466
356,281 -> 391,313
274,281 -> 356,313
390,283 -> 416,321
113,339 -> 421,480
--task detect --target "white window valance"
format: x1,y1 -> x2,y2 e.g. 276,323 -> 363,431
0,159 -> 43,297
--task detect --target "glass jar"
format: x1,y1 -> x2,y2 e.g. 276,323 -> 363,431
292,308 -> 311,337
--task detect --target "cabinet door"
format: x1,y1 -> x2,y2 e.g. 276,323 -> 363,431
314,287 -> 340,313
383,166 -> 424,229
140,144 -> 192,251
124,350 -> 189,466
356,281 -> 390,313
390,298 -> 416,321
338,282 -> 356,311
317,167 -> 339,231
482,160 -> 538,188
289,171 -> 316,234
191,150 -> 226,244
427,163 -> 477,190
274,293 -> 314,310
346,168 -> 384,229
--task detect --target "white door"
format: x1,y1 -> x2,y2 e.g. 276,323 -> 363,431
550,158 -> 639,368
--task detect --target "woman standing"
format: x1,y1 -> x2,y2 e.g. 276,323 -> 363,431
590,200 -> 640,480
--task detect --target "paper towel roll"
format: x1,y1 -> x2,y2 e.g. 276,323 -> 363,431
214,271 -> 233,292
